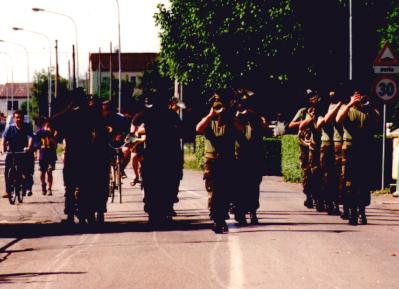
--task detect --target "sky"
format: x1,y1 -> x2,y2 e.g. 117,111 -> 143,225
0,0 -> 170,84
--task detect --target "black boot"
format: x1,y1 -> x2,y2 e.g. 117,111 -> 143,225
316,201 -> 326,212
234,212 -> 247,226
97,212 -> 105,224
213,221 -> 224,234
349,208 -> 358,226
250,211 -> 259,225
61,214 -> 75,225
340,206 -> 349,220
359,207 -> 367,225
327,202 -> 340,216
304,196 -> 313,209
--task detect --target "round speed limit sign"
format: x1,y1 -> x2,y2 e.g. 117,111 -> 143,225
373,75 -> 399,103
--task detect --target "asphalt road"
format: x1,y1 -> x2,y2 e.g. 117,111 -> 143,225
1,160 -> 399,289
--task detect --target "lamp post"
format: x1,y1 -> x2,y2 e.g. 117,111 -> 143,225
349,0 -> 352,81
0,40 -> 30,120
115,0 -> 122,112
13,27 -> 52,117
32,7 -> 79,86
0,52 -> 14,114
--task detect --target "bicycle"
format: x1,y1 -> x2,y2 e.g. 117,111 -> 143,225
108,136 -> 140,203
108,141 -> 126,203
5,151 -> 27,205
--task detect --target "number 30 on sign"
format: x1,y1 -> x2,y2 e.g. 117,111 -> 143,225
372,75 -> 399,103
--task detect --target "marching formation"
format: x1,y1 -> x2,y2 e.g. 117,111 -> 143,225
288,87 -> 380,226
1,85 -> 380,233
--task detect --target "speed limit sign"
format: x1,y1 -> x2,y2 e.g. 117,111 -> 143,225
372,75 -> 399,102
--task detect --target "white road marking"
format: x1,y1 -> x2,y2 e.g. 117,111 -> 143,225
227,234 -> 244,289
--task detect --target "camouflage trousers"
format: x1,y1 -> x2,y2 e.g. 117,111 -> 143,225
334,142 -> 344,204
320,142 -> 339,205
342,142 -> 371,209
203,158 -> 236,222
300,145 -> 321,202
300,145 -> 311,198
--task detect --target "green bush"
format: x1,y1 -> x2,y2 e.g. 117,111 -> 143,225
281,135 -> 302,183
195,135 -> 206,170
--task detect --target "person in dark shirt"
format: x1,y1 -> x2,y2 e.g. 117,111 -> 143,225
35,118 -> 58,196
132,94 -> 183,225
2,110 -> 33,198
51,89 -> 93,224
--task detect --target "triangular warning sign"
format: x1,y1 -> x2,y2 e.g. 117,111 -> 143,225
374,42 -> 399,66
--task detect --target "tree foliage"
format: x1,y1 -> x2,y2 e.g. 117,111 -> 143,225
155,0 -> 397,118
155,0 -> 301,92
378,1 -> 399,47
31,70 -> 68,118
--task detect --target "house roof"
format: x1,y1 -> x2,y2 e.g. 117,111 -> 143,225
90,52 -> 158,72
0,83 -> 33,99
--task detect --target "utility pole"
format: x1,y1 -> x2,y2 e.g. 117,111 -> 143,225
72,45 -> 77,90
349,0 -> 353,81
88,53 -> 91,94
99,48 -> 102,96
53,40 -> 59,116
109,42 -> 112,101
68,60 -> 71,90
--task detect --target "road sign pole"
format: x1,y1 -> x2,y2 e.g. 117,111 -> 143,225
394,147 -> 399,197
382,103 -> 386,191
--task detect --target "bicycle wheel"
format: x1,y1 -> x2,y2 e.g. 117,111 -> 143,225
16,182 -> 23,204
117,162 -> 122,203
109,166 -> 115,203
7,168 -> 17,205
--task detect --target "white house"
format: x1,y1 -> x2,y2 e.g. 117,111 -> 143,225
0,83 -> 33,116
89,52 -> 158,96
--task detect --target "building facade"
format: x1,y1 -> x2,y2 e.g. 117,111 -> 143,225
0,83 -> 33,116
89,52 -> 158,96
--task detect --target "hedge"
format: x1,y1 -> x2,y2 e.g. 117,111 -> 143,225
281,135 -> 302,183
195,135 -> 206,170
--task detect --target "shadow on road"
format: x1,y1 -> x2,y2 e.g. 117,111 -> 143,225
0,271 -> 86,284
0,218 -> 213,241
1,206 -> 399,249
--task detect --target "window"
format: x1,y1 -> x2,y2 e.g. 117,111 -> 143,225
8,101 -> 18,110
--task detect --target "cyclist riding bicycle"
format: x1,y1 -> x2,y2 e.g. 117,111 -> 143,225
1,110 -> 33,198
102,101 -> 131,178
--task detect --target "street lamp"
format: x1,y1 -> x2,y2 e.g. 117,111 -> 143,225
0,52 -> 14,114
13,26 -> 52,117
0,40 -> 30,120
115,0 -> 122,112
32,7 -> 79,86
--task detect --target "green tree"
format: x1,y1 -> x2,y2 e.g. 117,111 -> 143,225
155,0 -> 301,94
378,1 -> 399,47
31,70 -> 68,119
